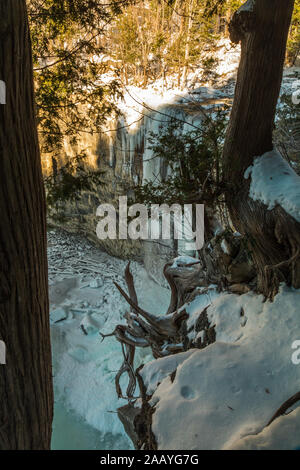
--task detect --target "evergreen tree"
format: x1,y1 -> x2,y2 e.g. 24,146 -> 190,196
27,0 -> 135,154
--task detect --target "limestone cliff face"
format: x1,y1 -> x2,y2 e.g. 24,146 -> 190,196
43,116 -> 146,261
42,92 -> 222,275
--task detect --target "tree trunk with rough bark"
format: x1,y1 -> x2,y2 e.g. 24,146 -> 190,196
0,0 -> 53,449
223,0 -> 300,298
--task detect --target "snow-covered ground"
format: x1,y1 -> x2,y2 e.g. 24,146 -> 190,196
141,285 -> 300,450
49,229 -> 300,451
48,229 -> 170,450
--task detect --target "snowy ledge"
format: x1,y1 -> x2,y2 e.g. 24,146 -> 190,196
244,149 -> 300,223
140,284 -> 300,450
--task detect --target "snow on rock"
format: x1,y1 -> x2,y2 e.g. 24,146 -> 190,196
186,286 -> 220,330
89,278 -> 104,289
228,406 -> 300,450
147,284 -> 300,450
141,349 -> 198,396
213,39 -> 241,80
207,291 -> 263,343
171,255 -> 200,269
244,149 -> 300,223
50,306 -> 69,324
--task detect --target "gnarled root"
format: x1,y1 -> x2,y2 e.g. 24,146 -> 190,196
101,260 -> 200,399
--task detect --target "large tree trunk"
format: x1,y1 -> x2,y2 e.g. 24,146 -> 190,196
0,0 -> 53,449
223,0 -> 300,298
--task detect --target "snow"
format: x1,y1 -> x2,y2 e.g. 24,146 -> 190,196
195,330 -> 205,343
141,349 -> 198,396
207,291 -> 262,343
245,149 -> 300,223
89,278 -> 104,289
103,42 -> 297,212
213,39 -> 241,79
51,402 -> 119,450
145,284 -> 300,450
229,406 -> 300,450
107,38 -> 240,185
171,255 -> 200,269
221,239 -> 230,255
186,286 -> 220,330
109,40 -> 296,158
48,229 -> 170,449
80,313 -> 105,336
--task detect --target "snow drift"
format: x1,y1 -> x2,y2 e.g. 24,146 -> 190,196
244,149 -> 300,223
141,285 -> 300,450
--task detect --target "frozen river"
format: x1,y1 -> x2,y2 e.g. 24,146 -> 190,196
51,403 -> 129,450
48,229 -> 169,450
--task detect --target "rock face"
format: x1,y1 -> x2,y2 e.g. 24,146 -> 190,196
42,90 -> 229,270
43,120 -> 145,261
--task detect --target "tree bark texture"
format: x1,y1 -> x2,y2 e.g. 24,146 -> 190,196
0,0 -> 53,449
223,0 -> 300,298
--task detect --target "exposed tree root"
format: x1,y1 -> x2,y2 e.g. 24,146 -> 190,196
267,391 -> 300,427
101,231 -> 256,402
105,230 -> 273,448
